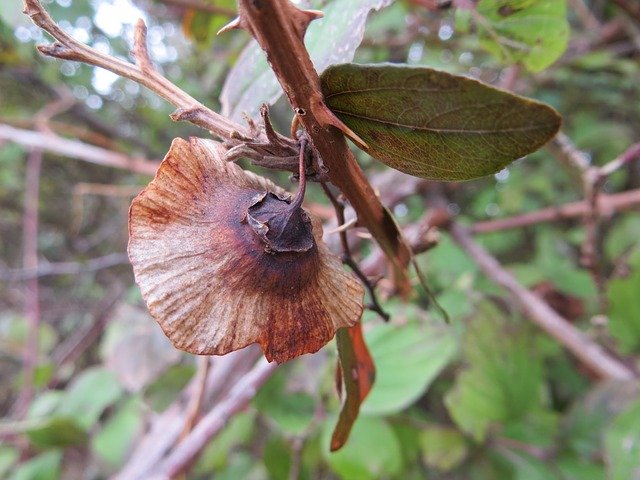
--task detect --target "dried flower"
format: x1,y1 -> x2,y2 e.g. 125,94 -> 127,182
128,137 -> 364,363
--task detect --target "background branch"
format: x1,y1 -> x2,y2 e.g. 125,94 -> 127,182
23,0 -> 250,141
0,124 -> 158,175
448,221 -> 636,381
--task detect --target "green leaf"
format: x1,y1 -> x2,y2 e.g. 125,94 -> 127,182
92,397 -> 144,468
475,0 -> 569,72
220,0 -> 393,121
604,400 -> 640,480
144,364 -> 196,411
420,425 -> 468,472
444,303 -> 544,441
193,412 -> 255,475
25,416 -> 88,449
254,370 -> 316,436
320,63 -> 561,181
56,367 -> 123,429
323,416 -> 402,480
608,249 -> 640,354
564,380 -> 639,459
0,446 -> 19,478
556,456 -> 605,480
361,320 -> 457,415
10,451 -> 61,480
497,449 -> 559,480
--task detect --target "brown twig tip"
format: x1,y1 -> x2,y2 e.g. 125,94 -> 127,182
133,19 -> 153,73
37,43 -> 76,60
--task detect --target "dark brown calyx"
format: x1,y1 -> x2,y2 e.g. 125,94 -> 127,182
246,191 -> 314,253
245,137 -> 314,254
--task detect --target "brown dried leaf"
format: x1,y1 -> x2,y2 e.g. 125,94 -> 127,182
331,323 -> 376,451
128,137 -> 364,363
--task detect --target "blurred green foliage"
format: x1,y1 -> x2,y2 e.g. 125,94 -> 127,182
1,0 -> 640,479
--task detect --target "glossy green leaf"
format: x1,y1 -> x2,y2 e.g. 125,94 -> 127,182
608,249 -> 640,354
25,416 -> 88,448
361,320 -> 457,415
56,367 -> 123,429
323,416 -> 402,480
420,425 -> 468,472
92,398 -> 144,468
475,0 -> 569,72
604,400 -> 640,480
444,303 -> 544,441
10,451 -> 61,480
321,63 -> 561,181
564,380 -> 639,459
254,370 -> 315,436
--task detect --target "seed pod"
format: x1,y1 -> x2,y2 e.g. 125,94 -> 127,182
128,137 -> 364,363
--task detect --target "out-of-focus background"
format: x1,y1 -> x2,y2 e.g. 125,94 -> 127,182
1,0 -> 640,478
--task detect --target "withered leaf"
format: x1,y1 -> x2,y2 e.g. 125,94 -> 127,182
128,137 -> 364,363
320,63 -> 562,181
331,323 -> 376,451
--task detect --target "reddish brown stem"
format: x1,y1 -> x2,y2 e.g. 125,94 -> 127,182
235,0 -> 412,295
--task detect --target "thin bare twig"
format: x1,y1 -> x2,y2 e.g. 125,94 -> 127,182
0,124 -> 158,175
568,0 -> 602,32
179,357 -> 211,440
12,149 -> 43,420
546,134 -> 640,306
50,286 -> 126,377
116,348 -> 261,480
23,0 -> 249,140
0,253 -> 130,281
160,0 -> 236,17
470,188 -> 640,234
448,221 -> 636,381
151,358 -> 278,479
599,142 -> 640,177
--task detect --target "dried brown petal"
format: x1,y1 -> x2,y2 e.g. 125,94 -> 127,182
128,137 -> 364,363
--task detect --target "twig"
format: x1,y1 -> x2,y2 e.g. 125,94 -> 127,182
599,142 -> 640,177
0,124 -> 158,175
546,135 -> 640,306
116,348 -> 261,480
470,188 -> 640,234
12,149 -> 43,420
150,358 -> 278,479
235,0 -> 413,295
23,0 -> 249,140
178,357 -> 211,440
0,253 -> 130,281
160,0 -> 236,17
547,131 -> 591,180
448,221 -> 636,381
50,286 -> 125,376
568,0 -> 602,32
321,183 -> 390,321
612,0 -> 640,23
